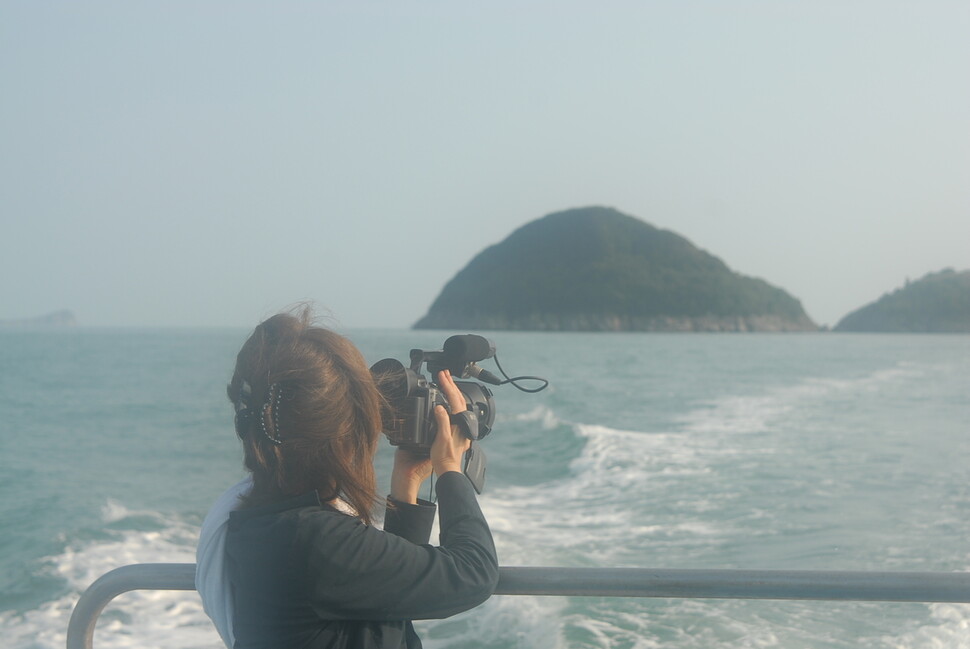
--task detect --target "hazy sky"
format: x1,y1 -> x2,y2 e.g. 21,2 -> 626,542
2,1 -> 968,329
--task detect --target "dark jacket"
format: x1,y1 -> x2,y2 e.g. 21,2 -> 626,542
225,471 -> 499,649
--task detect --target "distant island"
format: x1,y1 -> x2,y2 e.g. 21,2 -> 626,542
834,269 -> 970,333
0,310 -> 77,327
414,206 -> 817,332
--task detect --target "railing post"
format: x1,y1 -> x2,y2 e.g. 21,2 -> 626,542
66,563 -> 197,649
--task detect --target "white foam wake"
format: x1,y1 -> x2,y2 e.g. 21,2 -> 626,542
509,404 -> 562,430
884,602 -> 970,649
460,360 -> 964,648
1,504 -> 222,649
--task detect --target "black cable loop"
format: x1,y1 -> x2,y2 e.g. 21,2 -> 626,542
493,355 -> 549,393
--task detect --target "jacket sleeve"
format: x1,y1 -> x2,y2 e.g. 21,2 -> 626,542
295,472 -> 499,622
382,496 -> 436,545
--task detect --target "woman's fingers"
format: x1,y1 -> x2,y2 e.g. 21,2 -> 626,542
432,403 -> 452,433
431,404 -> 469,476
436,370 -> 466,413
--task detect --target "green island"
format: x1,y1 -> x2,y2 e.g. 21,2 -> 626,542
414,206 -> 817,332
834,269 -> 970,333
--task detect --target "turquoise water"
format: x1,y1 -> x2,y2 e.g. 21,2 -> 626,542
1,328 -> 968,648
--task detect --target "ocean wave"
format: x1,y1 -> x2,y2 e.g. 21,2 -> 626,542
509,405 -> 562,430
1,505 -> 221,649
675,360 -> 926,439
418,594 -> 565,649
885,602 -> 970,649
476,416 -> 729,571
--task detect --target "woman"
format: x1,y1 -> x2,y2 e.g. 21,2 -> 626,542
196,311 -> 499,649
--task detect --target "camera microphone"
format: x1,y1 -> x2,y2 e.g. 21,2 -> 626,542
464,362 -> 503,386
443,334 -> 495,362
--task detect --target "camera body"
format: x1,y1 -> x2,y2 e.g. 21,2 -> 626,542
371,334 -> 547,494
370,336 -> 497,452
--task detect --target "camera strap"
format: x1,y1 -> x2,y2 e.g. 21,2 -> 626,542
449,410 -> 480,441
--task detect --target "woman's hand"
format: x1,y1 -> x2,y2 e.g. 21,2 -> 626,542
390,448 -> 432,505
389,370 -> 471,502
431,370 -> 472,477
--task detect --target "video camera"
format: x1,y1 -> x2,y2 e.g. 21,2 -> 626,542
370,334 -> 547,493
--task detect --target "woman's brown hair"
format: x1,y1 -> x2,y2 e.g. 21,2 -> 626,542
227,309 -> 382,525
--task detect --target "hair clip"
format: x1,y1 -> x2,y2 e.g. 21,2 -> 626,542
260,382 -> 284,446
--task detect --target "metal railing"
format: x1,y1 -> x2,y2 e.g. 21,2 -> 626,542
66,563 -> 970,649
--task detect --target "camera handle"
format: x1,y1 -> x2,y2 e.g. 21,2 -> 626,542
449,410 -> 480,441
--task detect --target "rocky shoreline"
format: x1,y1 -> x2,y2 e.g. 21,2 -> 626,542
414,311 -> 818,332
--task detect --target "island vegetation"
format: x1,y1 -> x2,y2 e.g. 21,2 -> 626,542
414,207 -> 817,332
834,269 -> 970,333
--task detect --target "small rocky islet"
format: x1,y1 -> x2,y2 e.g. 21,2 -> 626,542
414,206 -> 817,332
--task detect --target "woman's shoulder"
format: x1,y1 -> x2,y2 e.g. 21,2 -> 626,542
228,491 -> 359,533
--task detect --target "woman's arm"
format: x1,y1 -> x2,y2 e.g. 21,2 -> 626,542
297,471 -> 498,621
299,371 -> 496,621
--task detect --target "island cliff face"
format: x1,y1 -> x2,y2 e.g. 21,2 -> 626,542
834,269 -> 970,333
414,207 -> 817,332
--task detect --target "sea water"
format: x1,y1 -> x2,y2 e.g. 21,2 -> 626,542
1,328 -> 968,649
